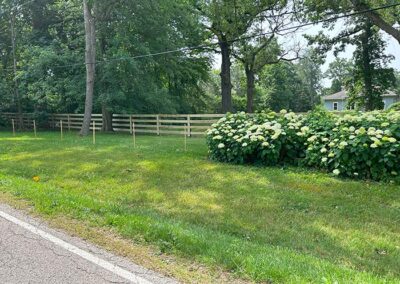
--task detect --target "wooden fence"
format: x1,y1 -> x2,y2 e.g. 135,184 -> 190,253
1,113 -> 225,136
2,113 -> 36,128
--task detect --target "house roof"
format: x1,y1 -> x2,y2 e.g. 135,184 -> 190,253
323,89 -> 399,101
323,90 -> 347,100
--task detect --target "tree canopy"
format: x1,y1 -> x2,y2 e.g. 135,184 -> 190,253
0,0 -> 399,127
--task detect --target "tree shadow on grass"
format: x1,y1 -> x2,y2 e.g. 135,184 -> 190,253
1,134 -> 400,280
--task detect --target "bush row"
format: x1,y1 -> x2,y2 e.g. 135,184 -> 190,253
206,108 -> 400,182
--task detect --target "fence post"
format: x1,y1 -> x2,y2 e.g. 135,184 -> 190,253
68,114 -> 71,131
184,123 -> 187,151
93,120 -> 96,144
11,119 -> 15,136
187,115 -> 191,137
33,120 -> 37,137
129,115 -> 133,134
156,115 -> 160,136
132,121 -> 136,148
60,120 -> 63,140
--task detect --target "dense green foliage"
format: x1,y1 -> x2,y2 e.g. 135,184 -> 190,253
304,1 -> 397,110
207,109 -> 400,182
1,0 -> 399,117
0,0 -> 211,115
0,132 -> 399,282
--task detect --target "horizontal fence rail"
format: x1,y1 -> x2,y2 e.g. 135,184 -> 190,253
1,113 -> 225,136
2,113 -> 36,128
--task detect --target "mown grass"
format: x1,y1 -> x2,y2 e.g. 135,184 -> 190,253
0,131 -> 399,283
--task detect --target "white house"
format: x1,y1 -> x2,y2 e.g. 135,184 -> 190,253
322,89 -> 400,111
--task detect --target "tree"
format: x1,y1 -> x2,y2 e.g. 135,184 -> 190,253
345,20 -> 395,110
258,56 -> 322,112
305,3 -> 396,111
296,50 -> 323,109
196,0 -> 279,112
9,9 -> 23,128
324,58 -> 353,94
80,0 -> 96,136
298,0 -> 400,45
232,3 -> 301,113
350,0 -> 400,45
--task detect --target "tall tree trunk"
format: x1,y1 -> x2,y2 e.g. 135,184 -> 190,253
80,0 -> 96,136
10,12 -> 23,129
245,66 -> 255,113
98,33 -> 113,131
351,0 -> 400,45
219,40 -> 232,113
361,22 -> 375,111
101,105 -> 113,132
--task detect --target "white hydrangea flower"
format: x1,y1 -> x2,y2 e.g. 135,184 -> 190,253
262,141 -> 270,147
218,143 -> 225,149
213,135 -> 223,140
339,141 -> 348,149
307,135 -> 317,143
242,142 -> 248,147
333,169 -> 340,175
301,126 -> 309,133
320,147 -> 327,153
321,157 -> 328,162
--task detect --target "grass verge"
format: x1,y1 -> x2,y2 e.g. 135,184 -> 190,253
0,132 -> 399,283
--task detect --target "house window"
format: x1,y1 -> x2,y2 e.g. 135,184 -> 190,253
333,102 -> 338,111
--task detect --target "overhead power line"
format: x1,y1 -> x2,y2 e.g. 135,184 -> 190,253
73,2 -> 400,67
1,2 -> 399,72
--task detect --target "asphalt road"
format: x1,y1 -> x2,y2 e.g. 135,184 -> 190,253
0,203 -> 178,284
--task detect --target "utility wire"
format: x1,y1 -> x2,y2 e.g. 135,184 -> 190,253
1,2 -> 400,72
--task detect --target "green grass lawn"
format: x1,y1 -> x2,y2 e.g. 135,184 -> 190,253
0,131 -> 399,283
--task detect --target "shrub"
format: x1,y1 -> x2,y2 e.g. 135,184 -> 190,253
207,109 -> 400,182
388,102 -> 400,111
206,110 -> 306,166
303,110 -> 400,181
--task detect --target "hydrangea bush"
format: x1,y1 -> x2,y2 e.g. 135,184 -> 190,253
303,109 -> 400,181
206,108 -> 400,182
206,110 -> 306,166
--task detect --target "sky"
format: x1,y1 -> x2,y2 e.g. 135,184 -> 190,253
212,19 -> 400,87
302,20 -> 400,86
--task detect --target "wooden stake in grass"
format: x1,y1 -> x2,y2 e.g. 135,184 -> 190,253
33,120 -> 37,137
132,122 -> 136,148
184,123 -> 187,152
60,120 -> 63,140
11,119 -> 15,136
93,120 -> 96,144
